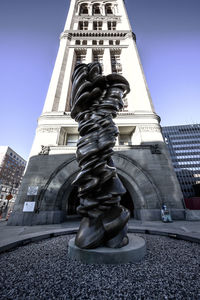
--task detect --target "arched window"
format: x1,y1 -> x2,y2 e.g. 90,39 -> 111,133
93,3 -> 101,15
105,3 -> 113,15
79,3 -> 88,15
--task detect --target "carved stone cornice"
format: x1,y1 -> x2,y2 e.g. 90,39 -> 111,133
37,127 -> 60,133
117,112 -> 161,123
75,15 -> 121,22
73,47 -> 87,53
48,144 -> 162,153
60,32 -> 72,40
117,112 -> 158,117
139,125 -> 161,133
49,145 -> 76,150
124,32 -> 136,41
76,0 -> 118,4
60,30 -> 131,40
39,112 -> 161,123
110,48 -> 121,54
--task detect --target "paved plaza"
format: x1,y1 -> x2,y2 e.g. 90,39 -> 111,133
0,219 -> 200,300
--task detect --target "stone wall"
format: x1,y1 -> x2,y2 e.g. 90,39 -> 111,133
8,142 -> 184,225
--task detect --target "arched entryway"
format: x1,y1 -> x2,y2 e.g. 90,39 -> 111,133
41,154 -> 162,221
66,176 -> 134,218
119,175 -> 134,217
67,186 -> 79,216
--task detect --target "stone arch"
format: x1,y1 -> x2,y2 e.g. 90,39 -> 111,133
40,154 -> 162,215
112,153 -> 162,209
39,158 -> 78,211
92,3 -> 101,15
79,3 -> 89,15
105,3 -> 113,15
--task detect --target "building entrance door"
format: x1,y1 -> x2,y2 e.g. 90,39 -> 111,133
67,186 -> 79,216
120,189 -> 134,217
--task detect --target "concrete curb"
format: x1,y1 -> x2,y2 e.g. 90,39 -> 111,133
0,228 -> 77,254
128,228 -> 200,244
0,227 -> 200,254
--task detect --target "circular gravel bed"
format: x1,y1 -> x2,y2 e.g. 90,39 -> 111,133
0,234 -> 199,300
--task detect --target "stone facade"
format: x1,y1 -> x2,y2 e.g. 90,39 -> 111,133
9,0 -> 184,225
0,146 -> 26,202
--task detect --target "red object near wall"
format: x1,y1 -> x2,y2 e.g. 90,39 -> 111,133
184,197 -> 200,210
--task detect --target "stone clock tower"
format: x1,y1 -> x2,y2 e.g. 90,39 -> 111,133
9,0 -> 184,225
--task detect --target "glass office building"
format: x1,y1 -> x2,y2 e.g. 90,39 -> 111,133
162,124 -> 200,198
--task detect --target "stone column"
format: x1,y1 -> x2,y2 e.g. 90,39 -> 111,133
100,3 -> 105,16
86,48 -> 93,64
42,39 -> 67,113
103,48 -> 112,75
88,4 -> 92,16
64,0 -> 76,30
114,4 -> 118,15
74,21 -> 79,30
88,21 -> 93,30
102,20 -> 107,30
58,48 -> 75,112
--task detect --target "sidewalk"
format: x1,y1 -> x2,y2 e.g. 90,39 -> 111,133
0,219 -> 200,253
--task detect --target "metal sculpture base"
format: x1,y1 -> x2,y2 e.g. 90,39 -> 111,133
68,235 -> 146,264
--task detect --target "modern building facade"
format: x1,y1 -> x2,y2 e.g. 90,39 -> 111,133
0,146 -> 26,202
162,124 -> 200,199
9,0 -> 184,226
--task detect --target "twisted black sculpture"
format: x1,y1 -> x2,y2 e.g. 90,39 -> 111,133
70,62 -> 130,249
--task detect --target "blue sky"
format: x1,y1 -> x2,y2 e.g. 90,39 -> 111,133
0,0 -> 200,159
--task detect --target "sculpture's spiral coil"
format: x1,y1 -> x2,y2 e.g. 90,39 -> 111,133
70,63 -> 130,249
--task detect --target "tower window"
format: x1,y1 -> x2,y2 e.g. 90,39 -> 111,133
93,21 -> 103,30
76,50 -> 86,64
119,134 -> 132,146
105,4 -> 113,15
108,21 -> 116,30
93,50 -> 104,71
93,4 -> 101,15
75,40 -> 87,46
93,40 -> 104,45
78,21 -> 88,30
79,3 -> 88,15
109,40 -> 120,46
66,134 -> 79,147
110,51 -> 122,74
